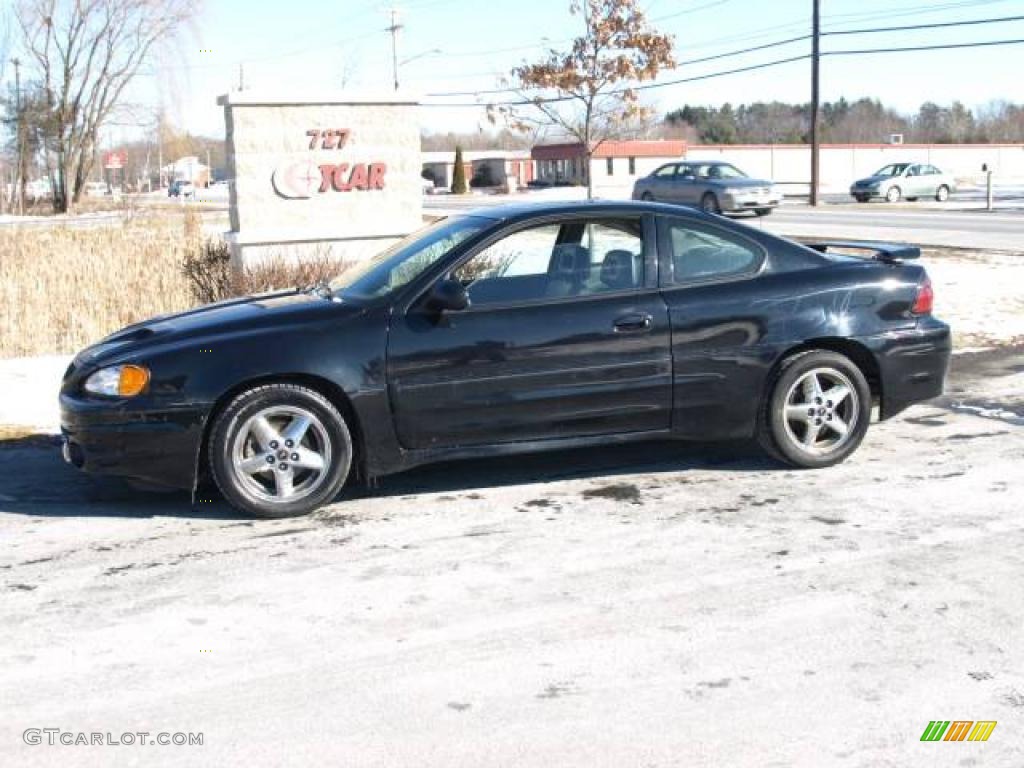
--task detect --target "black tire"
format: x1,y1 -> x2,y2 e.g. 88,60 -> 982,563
885,186 -> 901,203
209,383 -> 353,517
854,195 -> 870,203
640,191 -> 654,201
754,208 -> 772,216
700,192 -> 720,214
935,185 -> 950,202
756,350 -> 872,469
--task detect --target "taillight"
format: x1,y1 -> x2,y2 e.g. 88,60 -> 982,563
911,277 -> 934,315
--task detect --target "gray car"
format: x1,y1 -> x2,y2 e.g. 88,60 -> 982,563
631,160 -> 782,216
850,163 -> 956,203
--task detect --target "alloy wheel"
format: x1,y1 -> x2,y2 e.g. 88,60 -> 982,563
781,368 -> 859,456
230,405 -> 332,504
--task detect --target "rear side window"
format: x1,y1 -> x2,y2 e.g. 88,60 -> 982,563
662,219 -> 762,284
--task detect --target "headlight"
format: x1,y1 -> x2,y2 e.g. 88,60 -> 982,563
83,364 -> 150,397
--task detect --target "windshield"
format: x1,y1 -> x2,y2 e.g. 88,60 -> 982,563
873,163 -> 909,177
331,216 -> 489,300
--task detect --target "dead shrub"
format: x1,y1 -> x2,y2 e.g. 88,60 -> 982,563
181,240 -> 351,304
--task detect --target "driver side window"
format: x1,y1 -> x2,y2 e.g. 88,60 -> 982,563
454,218 -> 644,307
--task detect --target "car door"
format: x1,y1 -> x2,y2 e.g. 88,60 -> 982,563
905,164 -> 927,197
655,214 -> 772,440
672,163 -> 701,206
646,163 -> 680,202
386,214 -> 672,450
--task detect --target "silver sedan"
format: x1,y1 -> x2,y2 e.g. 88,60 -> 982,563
850,163 -> 957,203
632,161 -> 782,216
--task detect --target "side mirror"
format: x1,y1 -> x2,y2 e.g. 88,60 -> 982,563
423,278 -> 469,313
982,163 -> 989,172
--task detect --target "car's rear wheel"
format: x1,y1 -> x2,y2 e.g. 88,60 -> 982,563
209,384 -> 352,517
885,186 -> 901,203
754,208 -> 772,216
701,192 -> 721,214
854,195 -> 870,203
935,184 -> 950,202
640,191 -> 654,201
757,350 -> 871,469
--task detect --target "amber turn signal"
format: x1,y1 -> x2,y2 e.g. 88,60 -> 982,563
118,365 -> 150,397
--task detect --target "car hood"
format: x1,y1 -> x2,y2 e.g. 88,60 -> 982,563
853,175 -> 894,187
74,290 -> 358,368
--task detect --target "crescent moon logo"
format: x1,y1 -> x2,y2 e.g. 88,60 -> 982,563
272,160 -> 322,199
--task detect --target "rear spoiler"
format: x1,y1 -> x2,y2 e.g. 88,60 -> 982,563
803,240 -> 921,263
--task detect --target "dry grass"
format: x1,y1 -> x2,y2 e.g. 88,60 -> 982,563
1,217 -> 197,358
1,210 -> 352,358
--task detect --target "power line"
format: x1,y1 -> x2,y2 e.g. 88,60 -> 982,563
421,35 -> 1024,107
424,12 -> 1024,100
824,36 -> 1024,56
823,12 -> 1024,36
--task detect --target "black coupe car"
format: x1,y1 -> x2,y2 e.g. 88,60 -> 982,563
60,201 -> 951,517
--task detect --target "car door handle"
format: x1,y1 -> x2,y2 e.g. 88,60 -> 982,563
613,313 -> 653,333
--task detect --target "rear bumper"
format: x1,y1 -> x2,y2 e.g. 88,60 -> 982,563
60,395 -> 208,490
861,318 -> 952,420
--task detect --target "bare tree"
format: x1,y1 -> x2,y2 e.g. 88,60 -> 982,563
494,0 -> 675,198
13,0 -> 196,212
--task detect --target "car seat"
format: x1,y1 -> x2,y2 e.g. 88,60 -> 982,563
546,244 -> 591,297
599,249 -> 639,291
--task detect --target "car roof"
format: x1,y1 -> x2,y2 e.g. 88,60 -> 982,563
462,199 -> 709,222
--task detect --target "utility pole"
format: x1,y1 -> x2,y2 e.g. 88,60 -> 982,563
809,0 -> 821,206
386,8 -> 403,92
157,112 -> 164,191
11,56 -> 25,215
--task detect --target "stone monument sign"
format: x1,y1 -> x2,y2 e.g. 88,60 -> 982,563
217,92 -> 421,267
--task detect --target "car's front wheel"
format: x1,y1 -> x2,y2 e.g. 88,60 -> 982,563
209,384 -> 353,517
935,184 -> 950,202
885,186 -> 901,203
757,350 -> 871,469
701,192 -> 721,214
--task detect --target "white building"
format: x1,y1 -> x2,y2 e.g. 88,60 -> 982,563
162,156 -> 210,187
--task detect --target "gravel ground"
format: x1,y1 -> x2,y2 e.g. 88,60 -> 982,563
0,347 -> 1022,767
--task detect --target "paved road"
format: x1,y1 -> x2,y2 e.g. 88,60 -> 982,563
755,205 -> 1024,251
1,348 -> 1022,767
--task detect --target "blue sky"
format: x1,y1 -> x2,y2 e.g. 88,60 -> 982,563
86,0 -> 1024,137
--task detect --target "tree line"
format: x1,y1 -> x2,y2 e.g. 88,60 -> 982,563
663,98 -> 1024,145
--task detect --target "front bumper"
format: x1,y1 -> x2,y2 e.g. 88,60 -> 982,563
721,191 -> 781,212
850,186 -> 881,198
60,394 -> 208,490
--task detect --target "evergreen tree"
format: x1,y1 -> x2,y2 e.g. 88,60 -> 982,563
451,146 -> 468,194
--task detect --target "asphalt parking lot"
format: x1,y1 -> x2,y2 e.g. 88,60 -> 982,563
1,341 -> 1023,766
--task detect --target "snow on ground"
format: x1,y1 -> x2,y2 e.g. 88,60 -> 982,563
920,249 -> 1024,349
0,356 -> 71,432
